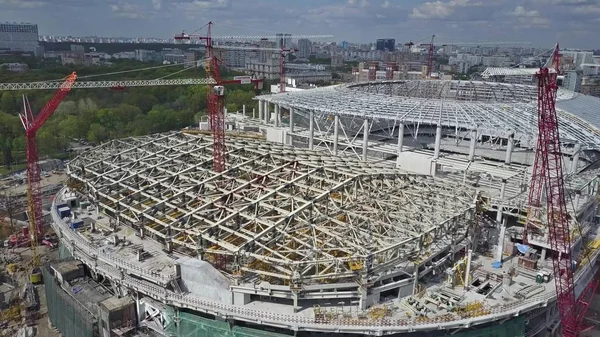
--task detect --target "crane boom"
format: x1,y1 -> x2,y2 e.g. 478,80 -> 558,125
0,78 -> 216,91
176,34 -> 333,40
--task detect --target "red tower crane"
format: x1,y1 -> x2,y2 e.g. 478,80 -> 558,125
20,72 -> 77,280
422,35 -> 435,79
175,22 -> 264,173
278,47 -> 298,93
528,44 -> 598,336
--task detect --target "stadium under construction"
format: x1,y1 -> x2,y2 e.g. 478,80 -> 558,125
45,79 -> 600,337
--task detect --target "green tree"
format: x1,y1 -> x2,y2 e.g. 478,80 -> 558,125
54,100 -> 77,116
2,138 -> 13,167
58,115 -> 88,140
87,123 -> 108,143
0,92 -> 17,114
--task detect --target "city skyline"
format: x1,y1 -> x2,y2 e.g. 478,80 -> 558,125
0,0 -> 599,49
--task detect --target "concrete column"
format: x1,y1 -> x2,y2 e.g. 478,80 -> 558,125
575,191 -> 581,210
468,128 -> 477,161
333,115 -> 339,156
396,122 -> 404,168
264,102 -> 270,124
289,107 -> 294,133
505,133 -> 514,165
496,179 -> 507,222
274,104 -> 280,127
412,268 -> 419,294
571,143 -> 582,173
433,124 -> 442,159
258,100 -> 263,121
292,292 -> 299,313
496,218 -> 507,263
464,249 -> 472,290
252,108 -> 255,119
242,104 -> 246,117
540,248 -> 547,262
362,118 -> 369,161
309,111 -> 314,150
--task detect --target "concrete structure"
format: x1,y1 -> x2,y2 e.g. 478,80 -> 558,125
0,22 -> 39,53
50,81 -> 600,336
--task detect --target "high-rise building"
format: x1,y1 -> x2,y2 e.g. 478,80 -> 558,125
276,33 -> 292,50
563,70 -> 583,92
259,39 -> 277,63
297,39 -> 311,58
376,39 -> 395,52
0,22 -> 39,53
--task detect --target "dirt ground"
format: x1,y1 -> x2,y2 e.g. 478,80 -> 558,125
1,242 -> 60,337
6,172 -> 67,195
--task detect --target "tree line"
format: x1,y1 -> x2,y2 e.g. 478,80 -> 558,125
0,59 -> 262,170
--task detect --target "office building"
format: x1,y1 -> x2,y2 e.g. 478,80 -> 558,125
297,38 -> 312,58
0,22 -> 39,53
276,33 -> 292,50
563,70 -> 583,92
376,38 -> 395,52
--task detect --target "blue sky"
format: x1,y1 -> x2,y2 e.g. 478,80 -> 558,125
0,0 -> 598,49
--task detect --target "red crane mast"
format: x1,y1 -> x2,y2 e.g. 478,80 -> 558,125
20,72 -> 77,271
175,23 -> 267,172
531,44 -> 598,336
420,35 -> 435,79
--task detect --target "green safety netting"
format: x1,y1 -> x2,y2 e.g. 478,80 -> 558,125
43,265 -> 98,337
165,311 -> 291,337
446,316 -> 525,337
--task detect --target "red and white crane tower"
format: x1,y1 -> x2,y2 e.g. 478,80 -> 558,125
19,72 -> 77,280
422,35 -> 435,79
176,28 -> 332,93
525,44 -> 598,337
174,22 -> 268,172
174,23 -> 332,173
1,75 -> 217,280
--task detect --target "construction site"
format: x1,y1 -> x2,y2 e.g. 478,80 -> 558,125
0,25 -> 599,337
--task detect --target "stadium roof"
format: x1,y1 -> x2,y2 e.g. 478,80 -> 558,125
256,80 -> 600,149
67,132 -> 477,284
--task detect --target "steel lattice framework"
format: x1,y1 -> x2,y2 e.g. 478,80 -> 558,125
256,80 -> 600,149
67,132 -> 477,285
0,78 -> 216,90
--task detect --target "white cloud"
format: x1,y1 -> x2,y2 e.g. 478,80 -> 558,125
347,0 -> 369,8
510,5 -> 550,28
512,6 -> 540,17
0,0 -> 45,8
571,4 -> 600,14
152,0 -> 161,10
410,0 -> 483,20
381,0 -> 390,8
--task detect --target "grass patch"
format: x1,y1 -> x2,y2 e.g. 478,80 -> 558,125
0,164 -> 26,176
